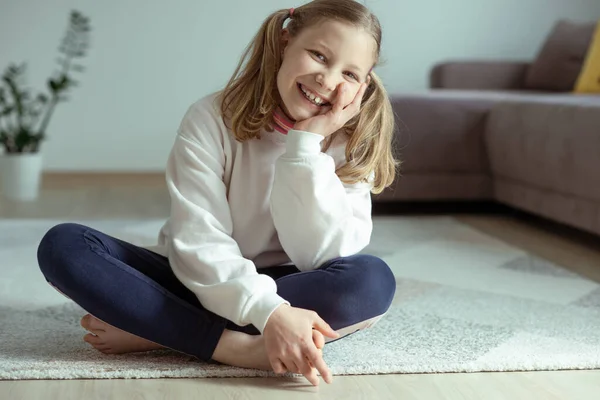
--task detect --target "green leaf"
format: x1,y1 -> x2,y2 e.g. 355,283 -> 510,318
48,79 -> 58,93
14,128 -> 34,150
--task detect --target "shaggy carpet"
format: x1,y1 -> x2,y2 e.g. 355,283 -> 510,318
1,217 -> 599,379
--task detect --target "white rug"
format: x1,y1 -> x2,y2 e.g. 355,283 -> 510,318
1,217 -> 600,380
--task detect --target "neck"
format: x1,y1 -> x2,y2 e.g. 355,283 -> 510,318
273,107 -> 295,134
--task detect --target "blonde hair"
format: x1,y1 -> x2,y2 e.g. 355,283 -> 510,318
219,0 -> 399,194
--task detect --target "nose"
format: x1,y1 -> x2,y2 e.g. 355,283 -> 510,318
316,71 -> 341,93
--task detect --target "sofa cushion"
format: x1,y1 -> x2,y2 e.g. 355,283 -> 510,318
390,93 -> 497,175
390,91 -> 600,176
524,20 -> 596,92
575,21 -> 600,93
485,100 -> 600,204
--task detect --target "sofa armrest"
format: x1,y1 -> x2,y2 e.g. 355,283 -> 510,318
430,61 -> 530,90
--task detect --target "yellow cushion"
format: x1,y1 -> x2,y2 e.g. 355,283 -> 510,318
574,21 -> 600,93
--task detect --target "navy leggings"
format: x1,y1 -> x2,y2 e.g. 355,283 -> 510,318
36,223 -> 396,361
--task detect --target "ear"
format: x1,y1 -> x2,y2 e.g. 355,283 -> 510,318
281,29 -> 290,53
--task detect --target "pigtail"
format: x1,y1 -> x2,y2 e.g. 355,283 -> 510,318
335,71 -> 399,194
220,9 -> 290,140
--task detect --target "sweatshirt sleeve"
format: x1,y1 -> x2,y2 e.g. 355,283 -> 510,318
165,102 -> 288,333
270,129 -> 374,271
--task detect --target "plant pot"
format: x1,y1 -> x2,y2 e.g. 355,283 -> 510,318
0,152 -> 43,201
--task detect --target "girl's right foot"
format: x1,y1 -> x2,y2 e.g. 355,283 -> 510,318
80,314 -> 164,354
212,329 -> 273,370
211,329 -> 325,371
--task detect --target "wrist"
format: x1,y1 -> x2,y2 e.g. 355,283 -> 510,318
249,292 -> 289,334
265,303 -> 290,328
294,122 -> 325,137
284,130 -> 324,157
268,303 -> 291,322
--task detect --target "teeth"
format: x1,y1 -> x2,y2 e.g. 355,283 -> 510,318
300,84 -> 326,106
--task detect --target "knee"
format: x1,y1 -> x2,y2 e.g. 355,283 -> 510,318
346,254 -> 396,315
37,222 -> 86,280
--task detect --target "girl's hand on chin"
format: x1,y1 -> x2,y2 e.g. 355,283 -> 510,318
293,82 -> 368,138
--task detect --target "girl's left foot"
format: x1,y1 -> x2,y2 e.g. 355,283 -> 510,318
80,314 -> 164,354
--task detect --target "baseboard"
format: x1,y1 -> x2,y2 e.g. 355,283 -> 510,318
371,200 -> 514,215
42,171 -> 165,188
372,200 -> 600,245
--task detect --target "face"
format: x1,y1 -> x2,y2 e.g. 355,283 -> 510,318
277,20 -> 377,121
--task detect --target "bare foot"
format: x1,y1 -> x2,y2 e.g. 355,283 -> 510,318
80,314 -> 164,354
211,330 -> 273,370
211,329 -> 325,372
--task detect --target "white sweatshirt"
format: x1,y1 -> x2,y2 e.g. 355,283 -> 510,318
146,93 -> 374,334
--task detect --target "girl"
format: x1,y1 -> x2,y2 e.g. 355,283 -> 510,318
37,0 -> 398,387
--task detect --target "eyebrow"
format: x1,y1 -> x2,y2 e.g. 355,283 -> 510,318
315,41 -> 368,81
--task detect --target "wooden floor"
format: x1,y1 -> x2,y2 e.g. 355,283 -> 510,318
2,172 -> 600,400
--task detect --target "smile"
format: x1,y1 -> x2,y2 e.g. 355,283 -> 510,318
297,83 -> 331,107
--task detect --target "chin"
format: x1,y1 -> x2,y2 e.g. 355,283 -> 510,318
292,108 -> 314,121
291,100 -> 321,120
281,101 -> 307,121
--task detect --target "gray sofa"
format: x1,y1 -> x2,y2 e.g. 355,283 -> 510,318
376,21 -> 600,236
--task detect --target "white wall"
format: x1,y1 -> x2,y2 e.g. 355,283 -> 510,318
1,0 -> 599,172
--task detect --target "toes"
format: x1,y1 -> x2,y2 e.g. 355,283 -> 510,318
80,314 -> 92,330
81,314 -> 106,334
83,333 -> 114,353
83,333 -> 104,345
87,316 -> 107,332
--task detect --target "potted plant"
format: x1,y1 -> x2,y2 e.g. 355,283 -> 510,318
0,10 -> 91,201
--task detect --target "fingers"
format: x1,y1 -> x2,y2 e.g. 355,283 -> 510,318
313,316 -> 340,339
333,83 -> 346,114
318,102 -> 332,116
348,82 -> 368,113
300,360 -> 319,386
313,329 -> 325,349
333,82 -> 367,122
304,344 -> 333,384
270,358 -> 287,374
278,353 -> 321,387
291,355 -> 319,386
284,360 -> 301,374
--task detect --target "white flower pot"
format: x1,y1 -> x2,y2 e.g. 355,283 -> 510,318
0,152 -> 43,201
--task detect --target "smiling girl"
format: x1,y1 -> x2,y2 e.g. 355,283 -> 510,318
37,0 -> 399,387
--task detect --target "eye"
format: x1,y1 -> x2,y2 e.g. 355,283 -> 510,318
310,50 -> 326,62
344,71 -> 358,80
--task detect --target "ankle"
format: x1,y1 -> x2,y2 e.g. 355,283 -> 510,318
211,329 -> 259,367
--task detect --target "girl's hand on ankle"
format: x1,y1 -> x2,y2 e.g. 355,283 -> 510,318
293,81 -> 368,138
263,304 -> 339,386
